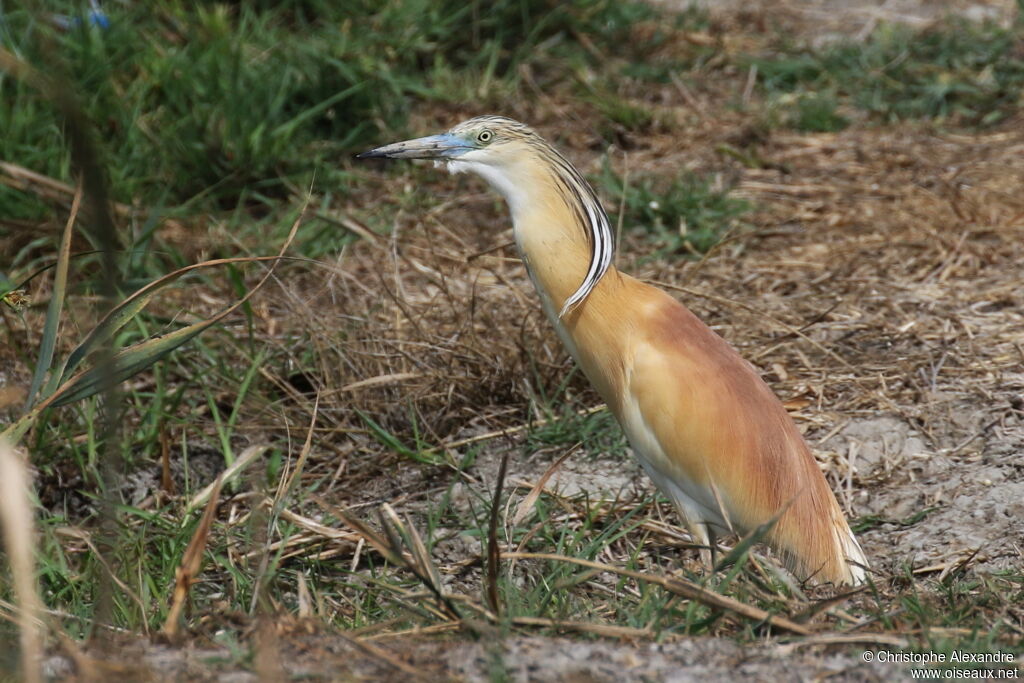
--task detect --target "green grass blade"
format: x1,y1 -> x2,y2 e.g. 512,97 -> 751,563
26,189 -> 81,408
355,410 -> 442,465
0,271 -> 18,299
270,80 -> 368,140
50,315 -> 226,407
2,210 -> 304,443
0,407 -> 43,445
713,508 -> 784,583
60,254 -> 282,385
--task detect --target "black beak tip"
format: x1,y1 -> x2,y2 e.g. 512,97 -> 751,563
355,149 -> 381,160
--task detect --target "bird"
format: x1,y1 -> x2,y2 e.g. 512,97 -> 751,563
359,115 -> 867,585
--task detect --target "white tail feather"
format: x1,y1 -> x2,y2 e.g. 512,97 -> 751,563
834,513 -> 869,584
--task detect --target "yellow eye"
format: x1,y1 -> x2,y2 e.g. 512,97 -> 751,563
478,129 -> 493,144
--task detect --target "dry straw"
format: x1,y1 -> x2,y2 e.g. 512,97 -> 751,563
0,440 -> 44,683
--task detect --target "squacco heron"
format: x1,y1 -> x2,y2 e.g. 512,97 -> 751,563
359,116 -> 867,585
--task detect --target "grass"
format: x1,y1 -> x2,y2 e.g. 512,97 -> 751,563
597,162 -> 750,256
752,16 -> 1024,129
780,92 -> 850,133
1,0 -> 1023,678
0,0 -> 666,223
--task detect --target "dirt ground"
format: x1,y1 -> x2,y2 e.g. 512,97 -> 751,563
680,0 -> 1018,33
45,632 -> 905,681
20,0 -> 1024,680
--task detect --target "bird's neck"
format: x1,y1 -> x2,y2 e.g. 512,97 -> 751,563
458,155 -> 632,405
456,155 -> 609,314
516,209 -> 600,316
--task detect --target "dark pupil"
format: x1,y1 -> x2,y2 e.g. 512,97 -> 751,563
480,132 -> 490,141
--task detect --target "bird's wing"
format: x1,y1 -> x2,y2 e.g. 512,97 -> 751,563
618,284 -> 865,582
620,291 -> 799,533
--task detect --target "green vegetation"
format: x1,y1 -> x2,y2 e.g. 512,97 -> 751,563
0,0 -> 662,221
753,18 -> 1024,128
526,402 -> 627,459
598,163 -> 750,255
785,92 -> 850,133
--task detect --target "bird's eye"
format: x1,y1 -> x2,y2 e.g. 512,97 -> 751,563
477,130 -> 493,144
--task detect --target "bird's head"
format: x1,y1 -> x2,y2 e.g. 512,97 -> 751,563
358,115 -> 615,315
357,115 -> 536,170
358,116 -> 547,217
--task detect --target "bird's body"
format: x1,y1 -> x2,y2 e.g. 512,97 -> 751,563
360,116 -> 867,585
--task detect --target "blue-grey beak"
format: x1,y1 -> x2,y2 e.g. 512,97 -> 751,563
357,133 -> 470,160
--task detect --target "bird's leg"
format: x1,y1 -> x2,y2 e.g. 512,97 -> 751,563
705,524 -> 719,571
678,516 -> 715,572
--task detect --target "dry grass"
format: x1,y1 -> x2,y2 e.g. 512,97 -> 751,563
169,100 -> 1021,675
250,115 -> 1024,493
0,440 -> 44,683
1,2 -> 1022,679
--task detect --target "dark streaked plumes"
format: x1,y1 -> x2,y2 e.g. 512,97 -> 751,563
448,116 -> 614,315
